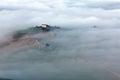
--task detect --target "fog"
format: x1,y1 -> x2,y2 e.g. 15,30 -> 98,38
1,27 -> 120,80
0,0 -> 120,80
0,0 -> 120,33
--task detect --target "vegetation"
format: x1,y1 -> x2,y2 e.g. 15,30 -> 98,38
13,27 -> 43,39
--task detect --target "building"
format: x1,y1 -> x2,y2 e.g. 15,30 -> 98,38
41,24 -> 48,28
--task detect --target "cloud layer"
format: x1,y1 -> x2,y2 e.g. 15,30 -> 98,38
0,0 -> 120,40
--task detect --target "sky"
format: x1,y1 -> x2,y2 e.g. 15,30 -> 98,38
0,0 -> 120,39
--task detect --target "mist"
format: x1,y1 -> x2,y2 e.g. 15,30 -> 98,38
0,0 -> 120,80
0,0 -> 120,33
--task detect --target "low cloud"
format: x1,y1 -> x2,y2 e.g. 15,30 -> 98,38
0,0 -> 120,41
